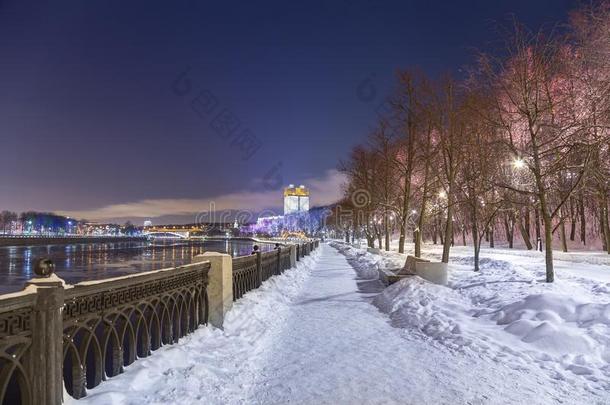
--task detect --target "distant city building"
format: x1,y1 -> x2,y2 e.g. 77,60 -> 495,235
143,220 -> 153,227
284,184 -> 309,215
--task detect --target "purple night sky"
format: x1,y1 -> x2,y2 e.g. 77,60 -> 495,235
0,0 -> 577,224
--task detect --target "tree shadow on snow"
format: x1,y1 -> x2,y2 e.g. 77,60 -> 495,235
293,292 -> 363,305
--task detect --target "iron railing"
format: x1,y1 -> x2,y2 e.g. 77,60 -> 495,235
231,254 -> 259,301
0,260 -> 210,404
231,243 -> 317,301
0,290 -> 37,405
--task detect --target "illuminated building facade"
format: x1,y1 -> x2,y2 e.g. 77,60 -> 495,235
284,184 -> 309,215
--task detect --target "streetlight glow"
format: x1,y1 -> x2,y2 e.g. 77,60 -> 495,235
513,157 -> 525,169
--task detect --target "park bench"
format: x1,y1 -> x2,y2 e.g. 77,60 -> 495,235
378,255 -> 430,285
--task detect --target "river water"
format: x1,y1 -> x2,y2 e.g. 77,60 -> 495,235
0,239 -> 273,293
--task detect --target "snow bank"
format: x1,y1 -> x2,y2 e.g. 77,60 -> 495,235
493,294 -> 610,361
329,241 -> 404,280
335,240 -> 610,401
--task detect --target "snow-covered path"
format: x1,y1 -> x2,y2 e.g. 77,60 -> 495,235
71,244 -> 596,405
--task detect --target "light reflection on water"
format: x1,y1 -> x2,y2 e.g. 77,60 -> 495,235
0,239 -> 273,293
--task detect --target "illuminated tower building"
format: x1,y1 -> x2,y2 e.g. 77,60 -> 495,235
283,184 -> 310,215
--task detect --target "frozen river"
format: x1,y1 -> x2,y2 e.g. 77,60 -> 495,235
0,238 -> 273,293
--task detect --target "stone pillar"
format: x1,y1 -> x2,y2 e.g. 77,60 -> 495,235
25,262 -> 65,405
193,252 -> 233,328
289,244 -> 297,268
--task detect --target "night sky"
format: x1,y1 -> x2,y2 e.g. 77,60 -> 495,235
0,0 -> 577,224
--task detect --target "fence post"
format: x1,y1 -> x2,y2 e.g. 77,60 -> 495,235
289,244 -> 296,268
25,259 -> 65,405
276,248 -> 281,275
296,244 -> 300,261
193,252 -> 232,328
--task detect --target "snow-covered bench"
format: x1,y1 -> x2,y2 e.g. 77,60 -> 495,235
415,261 -> 448,285
378,255 -> 430,285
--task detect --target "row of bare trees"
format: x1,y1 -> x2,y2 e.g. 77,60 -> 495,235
334,3 -> 610,282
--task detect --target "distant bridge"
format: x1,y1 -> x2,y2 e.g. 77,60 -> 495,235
144,231 -> 190,239
143,225 -> 204,239
142,223 -> 235,239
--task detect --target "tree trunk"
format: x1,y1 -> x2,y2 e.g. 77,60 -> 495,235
542,208 -> 554,282
601,208 -> 607,252
384,212 -> 390,251
534,208 -> 541,242
578,196 -> 586,245
473,240 -> 481,272
569,198 -> 576,242
441,198 -> 453,263
489,225 -> 494,248
470,204 -> 480,272
398,232 -> 405,254
560,217 -> 568,253
503,214 -> 514,249
602,197 -> 610,254
438,216 -> 444,246
414,229 -> 422,257
518,210 -> 533,250
524,207 -> 531,239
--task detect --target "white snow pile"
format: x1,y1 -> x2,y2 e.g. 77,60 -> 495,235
330,241 -> 403,279
67,250 -> 320,405
334,240 -> 610,401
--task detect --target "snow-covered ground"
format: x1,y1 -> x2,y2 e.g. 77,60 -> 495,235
333,240 -> 610,403
67,242 -> 609,404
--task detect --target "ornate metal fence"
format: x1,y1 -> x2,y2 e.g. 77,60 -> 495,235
0,291 -> 37,405
0,260 -> 210,404
231,243 -> 317,302
280,248 -> 291,271
232,254 -> 259,301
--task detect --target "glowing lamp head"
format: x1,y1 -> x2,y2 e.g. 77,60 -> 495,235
513,158 -> 526,169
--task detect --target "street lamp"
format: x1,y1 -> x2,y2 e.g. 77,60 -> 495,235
512,157 -> 526,169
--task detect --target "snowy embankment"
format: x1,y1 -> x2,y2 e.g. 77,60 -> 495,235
67,251 -> 320,405
331,241 -> 610,401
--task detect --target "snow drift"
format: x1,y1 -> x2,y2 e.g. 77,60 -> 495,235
333,240 -> 610,400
